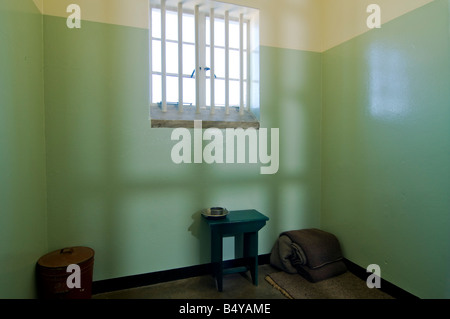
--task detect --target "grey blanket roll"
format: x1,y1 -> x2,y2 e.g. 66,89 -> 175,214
270,228 -> 347,282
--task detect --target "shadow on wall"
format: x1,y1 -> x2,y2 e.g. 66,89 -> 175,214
43,15 -> 322,281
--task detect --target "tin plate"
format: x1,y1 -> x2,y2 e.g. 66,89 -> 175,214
201,208 -> 229,219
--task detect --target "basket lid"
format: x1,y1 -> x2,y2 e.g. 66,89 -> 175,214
38,246 -> 94,268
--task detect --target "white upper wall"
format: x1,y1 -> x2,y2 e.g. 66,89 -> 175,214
321,0 -> 434,51
35,0 -> 323,52
34,0 -> 434,52
40,0 -> 149,30
240,0 -> 323,52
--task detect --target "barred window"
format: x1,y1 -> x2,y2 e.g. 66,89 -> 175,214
149,0 -> 260,129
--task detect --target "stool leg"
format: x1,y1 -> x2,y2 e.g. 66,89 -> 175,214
211,230 -> 223,292
244,232 -> 258,286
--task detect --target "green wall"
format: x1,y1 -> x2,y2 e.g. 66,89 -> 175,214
322,0 -> 450,298
0,0 -> 48,298
43,16 -> 322,281
2,0 -> 449,299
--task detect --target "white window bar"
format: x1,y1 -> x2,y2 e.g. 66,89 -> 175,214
246,18 -> 251,112
198,8 -> 206,111
239,13 -> 244,115
149,1 -> 152,114
225,10 -> 230,115
210,8 -> 215,115
178,2 -> 183,113
195,5 -> 200,113
161,0 -> 167,112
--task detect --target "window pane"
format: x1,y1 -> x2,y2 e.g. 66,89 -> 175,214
205,78 -> 225,107
150,7 -> 257,115
205,78 -> 219,107
228,21 -> 247,49
214,48 -> 225,79
215,18 -> 225,47
226,80 -> 247,107
205,17 -> 225,47
166,11 -> 178,41
205,78 -> 210,107
206,48 -> 225,79
229,21 -> 240,49
152,75 -> 180,105
152,9 -> 179,41
229,80 -> 240,106
152,40 -> 161,72
166,76 -> 178,103
166,42 -> 178,74
183,44 -> 195,76
183,77 -> 196,106
152,74 -> 161,104
183,13 -> 195,43
229,50 -> 240,79
152,9 -> 161,38
215,79 -> 225,106
153,40 -> 185,75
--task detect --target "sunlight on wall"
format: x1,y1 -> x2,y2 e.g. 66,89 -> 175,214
321,0 -> 434,51
367,44 -> 410,120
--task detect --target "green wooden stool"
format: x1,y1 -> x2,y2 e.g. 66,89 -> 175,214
203,209 -> 269,292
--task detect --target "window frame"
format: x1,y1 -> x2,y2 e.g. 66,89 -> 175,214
149,0 -> 260,129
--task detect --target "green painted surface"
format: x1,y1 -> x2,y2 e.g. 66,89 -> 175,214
3,0 -> 448,299
0,0 -> 47,298
322,0 -> 450,298
43,16 -> 322,281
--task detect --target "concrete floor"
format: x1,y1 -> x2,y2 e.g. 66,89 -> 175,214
93,264 -> 287,299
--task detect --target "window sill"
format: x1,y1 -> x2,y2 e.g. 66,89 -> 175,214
150,104 -> 260,129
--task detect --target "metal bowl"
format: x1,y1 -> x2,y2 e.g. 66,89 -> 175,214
202,207 -> 229,219
210,207 -> 225,216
